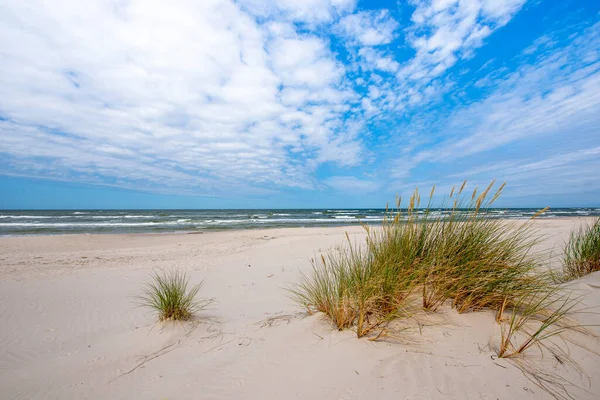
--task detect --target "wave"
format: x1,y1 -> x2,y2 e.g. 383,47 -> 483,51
90,215 -> 155,219
1,218 -> 381,228
1,215 -> 159,220
195,218 -> 383,225
2,208 -> 599,235
0,221 -> 195,227
0,215 -> 56,219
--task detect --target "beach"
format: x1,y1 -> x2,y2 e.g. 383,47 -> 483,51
1,218 -> 599,399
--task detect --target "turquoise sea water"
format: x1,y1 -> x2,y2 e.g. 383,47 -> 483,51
0,208 -> 599,236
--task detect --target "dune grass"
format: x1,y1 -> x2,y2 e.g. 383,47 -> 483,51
289,179 -> 600,391
289,180 -> 569,347
139,269 -> 209,321
288,181 -> 600,398
562,217 -> 600,281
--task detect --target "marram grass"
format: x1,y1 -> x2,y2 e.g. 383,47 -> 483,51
562,217 -> 600,281
139,269 -> 210,321
289,185 -> 599,399
290,180 -> 553,338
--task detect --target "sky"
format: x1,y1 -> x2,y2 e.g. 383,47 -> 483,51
0,0 -> 599,209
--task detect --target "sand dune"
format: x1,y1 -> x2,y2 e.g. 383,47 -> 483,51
1,220 -> 599,399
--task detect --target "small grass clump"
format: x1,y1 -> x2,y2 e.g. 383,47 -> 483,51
139,269 -> 209,321
563,217 -> 600,280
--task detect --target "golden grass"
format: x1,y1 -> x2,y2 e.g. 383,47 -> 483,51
289,180 -> 600,398
289,181 -> 593,353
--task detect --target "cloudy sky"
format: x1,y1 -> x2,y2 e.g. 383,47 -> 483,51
0,0 -> 599,209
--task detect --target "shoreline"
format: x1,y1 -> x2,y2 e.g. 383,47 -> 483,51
0,224 -> 369,239
0,215 -> 597,238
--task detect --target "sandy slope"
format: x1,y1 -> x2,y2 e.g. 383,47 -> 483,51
0,219 -> 599,399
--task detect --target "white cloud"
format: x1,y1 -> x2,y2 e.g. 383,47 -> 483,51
425,22 -> 600,161
0,0 -> 361,195
268,36 -> 345,87
336,10 -> 399,46
522,35 -> 556,55
339,0 -> 526,125
394,21 -> 600,197
448,147 -> 600,197
324,176 -> 380,192
0,0 -> 540,200
481,0 -> 528,24
357,48 -> 400,73
237,0 -> 356,24
401,0 -> 526,82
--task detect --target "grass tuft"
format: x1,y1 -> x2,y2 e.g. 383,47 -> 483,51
290,180 -> 555,338
139,269 -> 210,321
562,217 -> 600,280
289,181 -> 599,399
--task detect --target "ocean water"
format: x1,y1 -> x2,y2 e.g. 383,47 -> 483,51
0,208 -> 599,236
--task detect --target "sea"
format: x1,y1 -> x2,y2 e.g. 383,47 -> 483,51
0,208 -> 599,236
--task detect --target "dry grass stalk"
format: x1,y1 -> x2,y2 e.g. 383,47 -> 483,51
497,288 -> 581,358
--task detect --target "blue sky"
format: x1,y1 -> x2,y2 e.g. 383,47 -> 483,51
0,0 -> 599,209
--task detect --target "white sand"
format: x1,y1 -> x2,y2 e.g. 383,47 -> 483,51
1,219 -> 599,399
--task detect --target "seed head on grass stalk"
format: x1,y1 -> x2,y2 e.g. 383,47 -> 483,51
139,269 -> 210,322
416,181 -> 548,315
